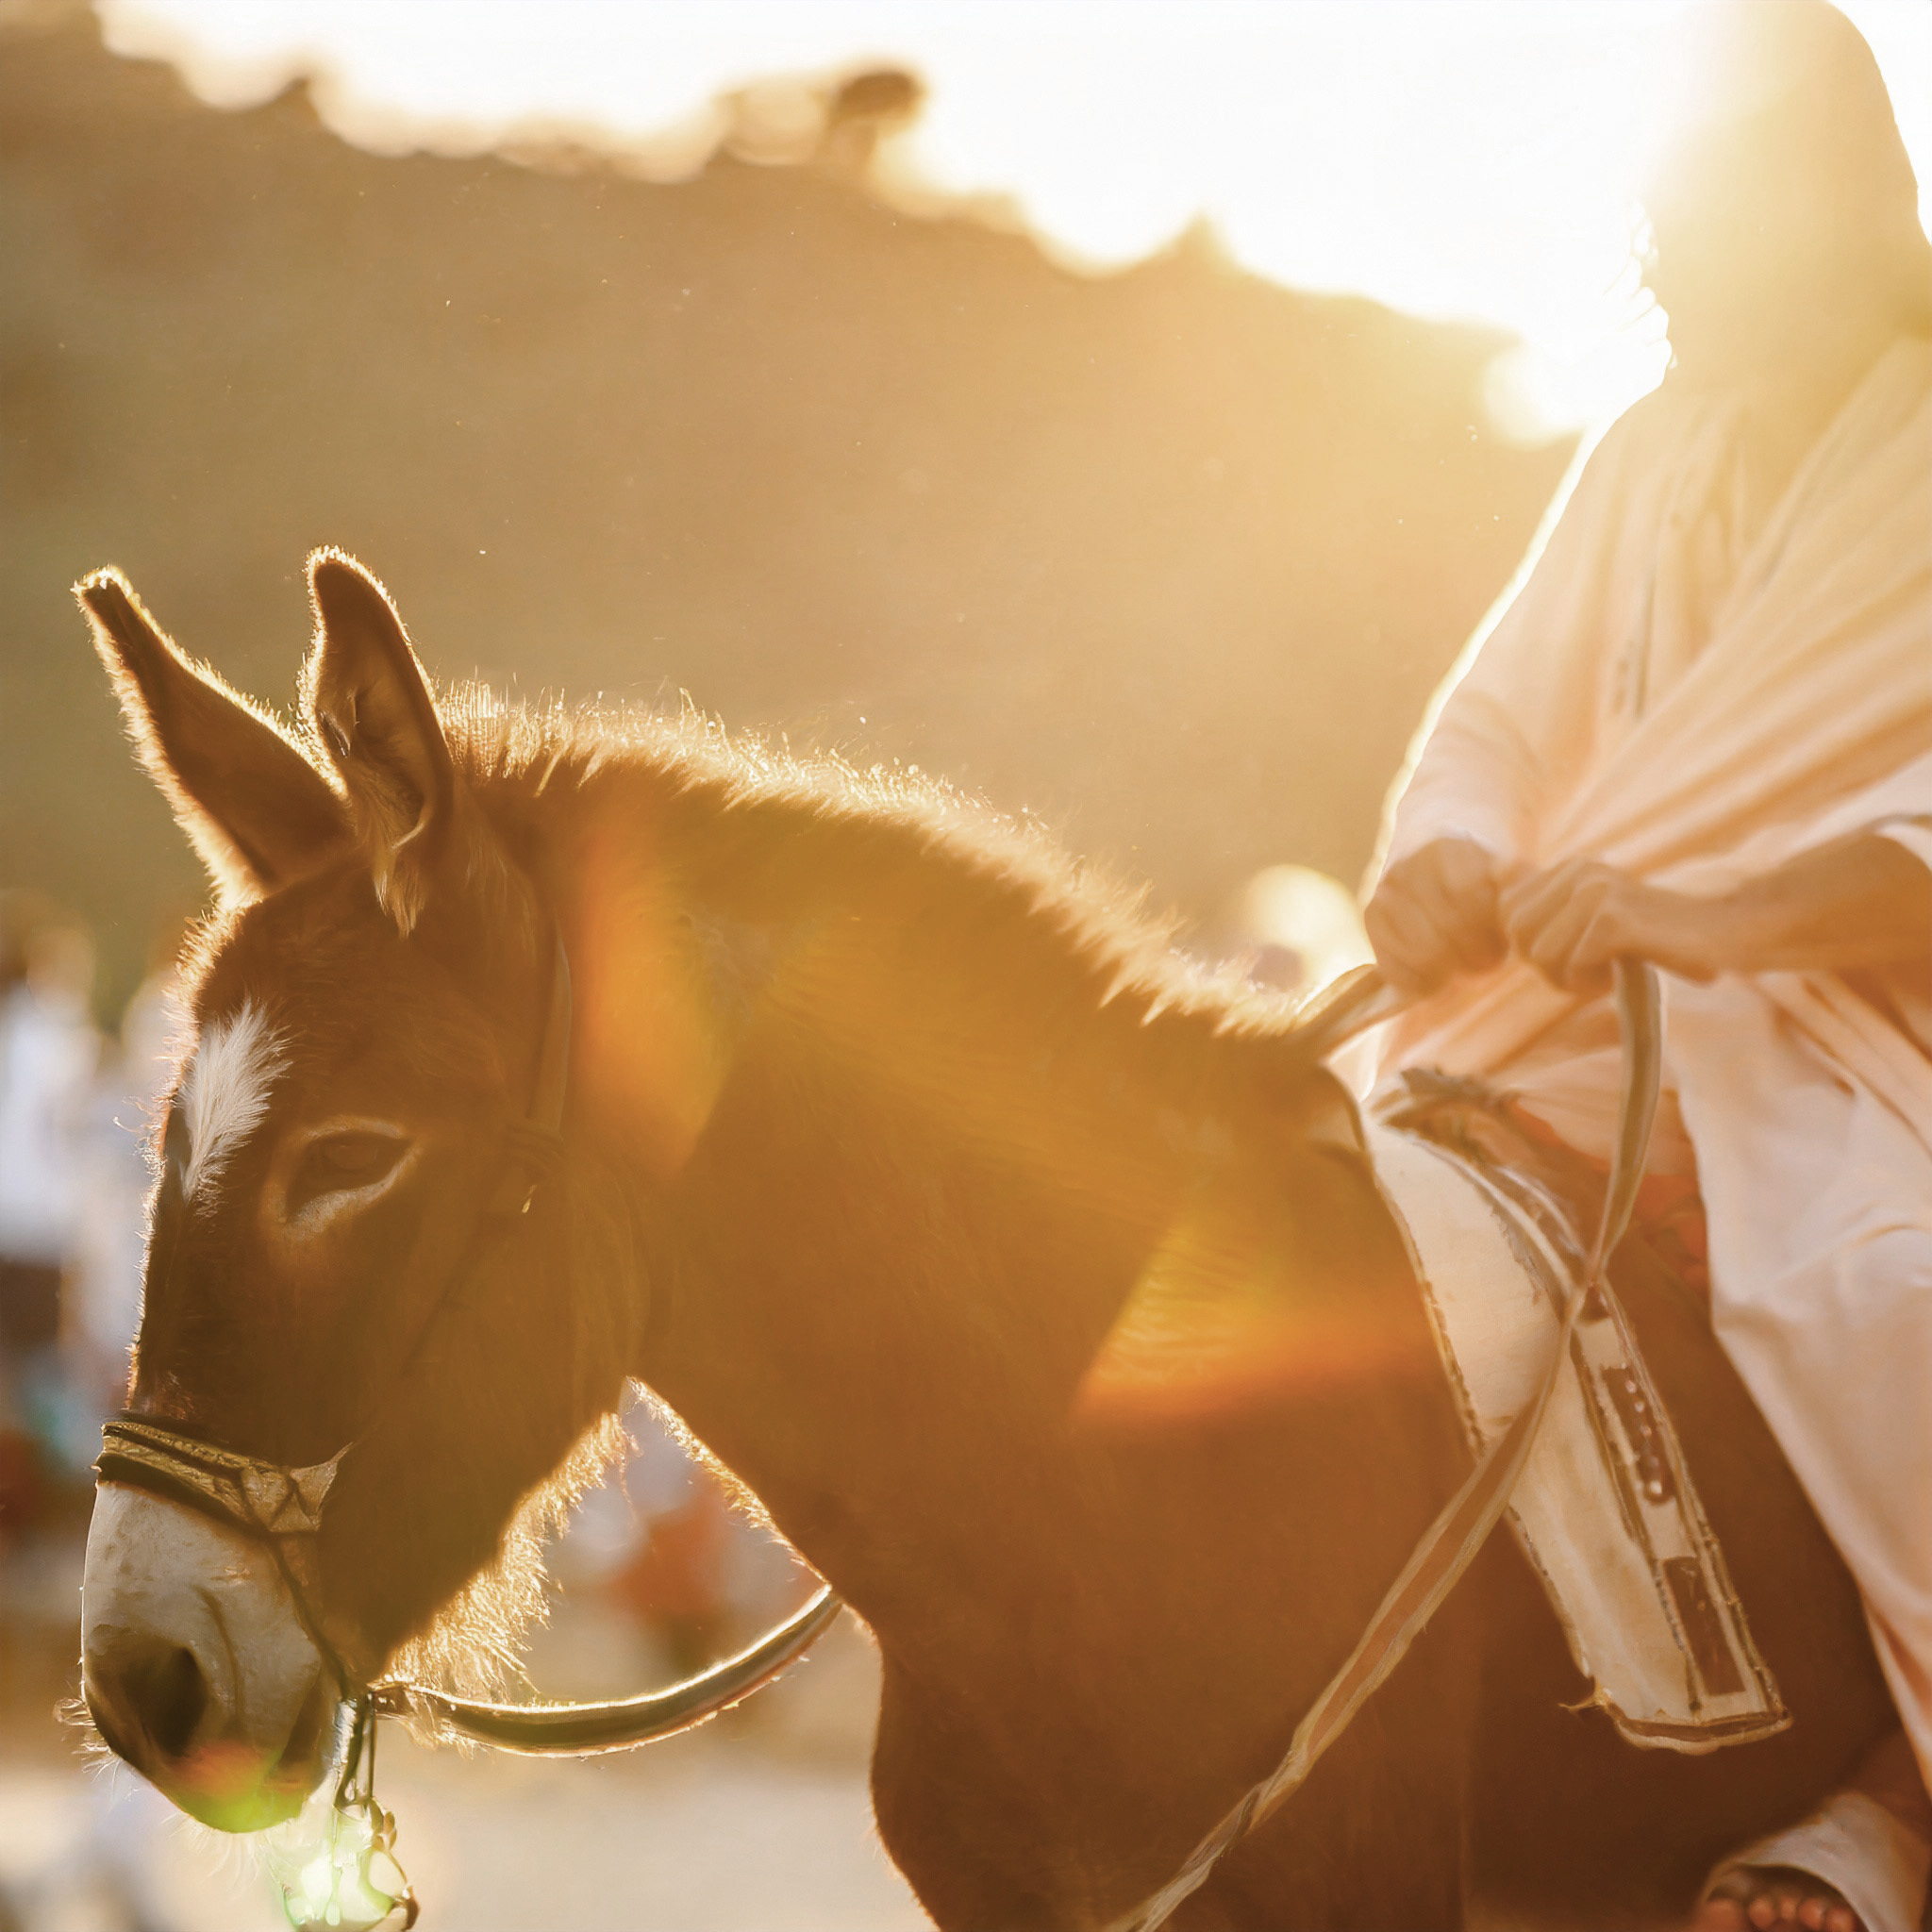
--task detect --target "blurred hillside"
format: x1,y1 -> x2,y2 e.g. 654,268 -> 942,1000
0,2 -> 1573,1011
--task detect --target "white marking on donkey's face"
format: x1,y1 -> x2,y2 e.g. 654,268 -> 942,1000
177,1000 -> 287,1205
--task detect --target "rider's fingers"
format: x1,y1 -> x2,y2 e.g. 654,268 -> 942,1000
1448,915 -> 1507,974
1369,894 -> 1474,994
1497,858 -> 1578,926
1520,889 -> 1591,976
1405,866 -> 1504,971
1561,906 -> 1635,988
1521,878 -> 1631,979
1503,856 -> 1628,936
1500,879 -> 1568,958
1429,838 -> 1504,904
1369,841 -> 1513,989
1501,861 -> 1605,955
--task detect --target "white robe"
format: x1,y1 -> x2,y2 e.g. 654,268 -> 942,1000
1370,336 -> 1932,1787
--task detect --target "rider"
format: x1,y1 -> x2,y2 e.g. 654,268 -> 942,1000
1362,6 -> 1931,1928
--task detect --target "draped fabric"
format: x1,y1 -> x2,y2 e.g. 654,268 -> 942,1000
1370,336 -> 1932,1783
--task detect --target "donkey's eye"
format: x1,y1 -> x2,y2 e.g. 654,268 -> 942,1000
317,1135 -> 395,1177
286,1130 -> 408,1219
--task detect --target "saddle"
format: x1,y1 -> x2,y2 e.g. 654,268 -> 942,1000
1370,1068 -> 1787,1751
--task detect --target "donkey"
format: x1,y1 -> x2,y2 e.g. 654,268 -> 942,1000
75,552 -> 1896,1928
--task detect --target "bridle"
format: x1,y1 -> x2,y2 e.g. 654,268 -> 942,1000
95,924 -> 843,1760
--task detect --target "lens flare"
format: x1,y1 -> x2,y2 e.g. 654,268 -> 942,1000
264,1702 -> 416,1931
271,1804 -> 410,1932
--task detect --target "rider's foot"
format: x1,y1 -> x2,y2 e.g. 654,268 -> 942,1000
1690,1729 -> 1929,1932
1690,1865 -> 1860,1931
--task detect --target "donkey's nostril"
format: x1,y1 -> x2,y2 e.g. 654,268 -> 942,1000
125,1641 -> 209,1763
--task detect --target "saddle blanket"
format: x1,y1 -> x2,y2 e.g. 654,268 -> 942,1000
1365,1121 -> 1788,1751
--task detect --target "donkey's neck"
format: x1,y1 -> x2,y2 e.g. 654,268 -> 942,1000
515,750 -> 1470,1920
532,756 -> 1436,1661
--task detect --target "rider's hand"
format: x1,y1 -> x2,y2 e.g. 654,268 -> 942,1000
1364,837 -> 1509,996
1499,858 -> 1720,997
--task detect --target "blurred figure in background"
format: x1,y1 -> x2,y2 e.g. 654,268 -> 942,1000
546,1389 -> 824,1687
603,1401 -> 735,1675
0,919 -> 245,1932
65,926 -> 184,1459
1364,6 -> 1931,1928
0,891 -> 98,1527
1224,862 -> 1373,999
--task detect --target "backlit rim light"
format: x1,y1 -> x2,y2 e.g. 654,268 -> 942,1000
94,0 -> 1932,433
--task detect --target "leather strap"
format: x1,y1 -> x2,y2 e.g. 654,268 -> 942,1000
372,1586 -> 845,1754
98,1417 -> 344,1541
1108,960 -> 1662,1932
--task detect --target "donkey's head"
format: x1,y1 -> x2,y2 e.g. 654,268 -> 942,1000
76,555 -> 634,1830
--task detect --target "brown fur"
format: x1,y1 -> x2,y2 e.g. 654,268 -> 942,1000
80,554 -> 1893,1928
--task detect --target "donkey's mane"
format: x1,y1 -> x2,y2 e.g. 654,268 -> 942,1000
433,677 -> 1302,1043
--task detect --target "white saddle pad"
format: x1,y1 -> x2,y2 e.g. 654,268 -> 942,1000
1366,1122 -> 1787,1751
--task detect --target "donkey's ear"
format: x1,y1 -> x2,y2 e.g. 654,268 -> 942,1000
304,551 -> 459,933
78,568 -> 348,901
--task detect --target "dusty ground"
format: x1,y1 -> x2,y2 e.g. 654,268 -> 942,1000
0,1726 -> 930,1932
0,1524 -> 929,1932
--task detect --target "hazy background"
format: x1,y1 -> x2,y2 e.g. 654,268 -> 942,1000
0,0 -> 1591,1019
2,3 -> 1926,1924
6,0 -> 1927,1013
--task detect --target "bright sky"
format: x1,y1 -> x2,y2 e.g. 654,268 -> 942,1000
97,0 -> 1932,434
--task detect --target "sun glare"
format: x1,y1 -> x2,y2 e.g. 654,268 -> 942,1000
95,0 -> 1932,433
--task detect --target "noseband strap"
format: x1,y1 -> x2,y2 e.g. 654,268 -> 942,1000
97,1419 -> 344,1540
95,1408 -> 842,1756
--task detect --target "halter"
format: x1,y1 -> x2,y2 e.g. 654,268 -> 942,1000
95,925 -> 843,1753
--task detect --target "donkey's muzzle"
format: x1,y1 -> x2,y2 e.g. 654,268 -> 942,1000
82,1484 -> 340,1831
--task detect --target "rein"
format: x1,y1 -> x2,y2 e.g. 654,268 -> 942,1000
1106,957 -> 1664,1932
95,925 -> 844,1760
